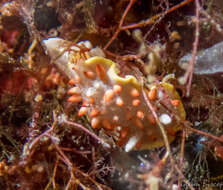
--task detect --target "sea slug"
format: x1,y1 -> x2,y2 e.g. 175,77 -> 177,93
43,37 -> 186,151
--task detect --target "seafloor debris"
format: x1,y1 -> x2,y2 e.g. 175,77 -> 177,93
43,37 -> 186,151
179,41 -> 223,74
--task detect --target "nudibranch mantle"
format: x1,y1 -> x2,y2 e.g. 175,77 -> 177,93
43,37 -> 185,151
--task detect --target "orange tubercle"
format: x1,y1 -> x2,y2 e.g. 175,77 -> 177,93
148,88 -> 157,101
102,119 -> 113,130
84,71 -> 95,79
104,89 -> 115,102
121,128 -> 128,138
132,99 -> 140,106
147,114 -> 156,125
67,87 -> 81,95
116,97 -> 124,106
171,99 -> 180,107
68,79 -> 75,85
113,85 -> 122,94
96,64 -> 107,81
78,107 -> 88,116
89,97 -> 95,104
137,110 -> 144,119
67,95 -> 82,103
135,119 -> 144,129
90,108 -> 100,117
130,88 -> 140,97
91,117 -> 100,128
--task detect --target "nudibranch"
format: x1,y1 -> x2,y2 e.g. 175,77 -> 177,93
43,37 -> 186,151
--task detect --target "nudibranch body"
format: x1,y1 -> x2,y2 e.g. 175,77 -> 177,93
43,38 -> 185,151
